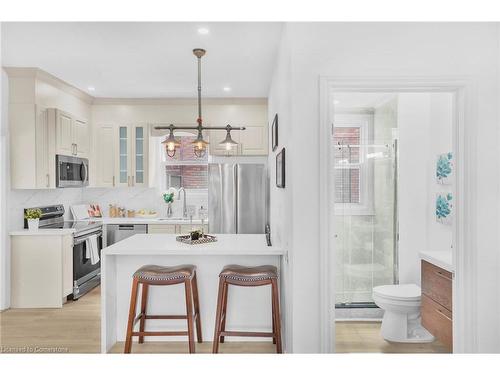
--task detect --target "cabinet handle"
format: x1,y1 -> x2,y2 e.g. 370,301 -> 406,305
112,176 -> 115,187
46,174 -> 50,188
434,270 -> 452,281
75,143 -> 78,155
128,176 -> 131,187
132,175 -> 135,186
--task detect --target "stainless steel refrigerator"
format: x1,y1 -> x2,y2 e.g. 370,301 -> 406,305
208,163 -> 268,234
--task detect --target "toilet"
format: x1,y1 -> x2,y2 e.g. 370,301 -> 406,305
372,284 -> 434,343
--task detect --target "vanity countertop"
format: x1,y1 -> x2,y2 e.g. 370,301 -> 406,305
419,250 -> 453,272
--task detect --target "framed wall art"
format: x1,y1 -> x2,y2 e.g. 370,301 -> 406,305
276,148 -> 285,188
271,113 -> 278,152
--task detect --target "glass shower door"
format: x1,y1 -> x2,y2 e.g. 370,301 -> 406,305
334,138 -> 398,307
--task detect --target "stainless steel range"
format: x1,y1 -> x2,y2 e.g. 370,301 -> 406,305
24,204 -> 103,300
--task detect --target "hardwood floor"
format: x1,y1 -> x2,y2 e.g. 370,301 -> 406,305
0,287 -> 275,354
335,321 -> 450,353
1,288 -> 449,354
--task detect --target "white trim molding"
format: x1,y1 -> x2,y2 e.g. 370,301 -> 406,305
319,76 -> 476,353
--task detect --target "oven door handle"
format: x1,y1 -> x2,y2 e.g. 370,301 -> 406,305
74,231 -> 103,245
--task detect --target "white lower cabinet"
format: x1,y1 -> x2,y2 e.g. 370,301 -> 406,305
10,234 -> 74,308
148,224 -> 177,234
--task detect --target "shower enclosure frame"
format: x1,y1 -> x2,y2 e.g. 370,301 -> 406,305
319,76 -> 473,354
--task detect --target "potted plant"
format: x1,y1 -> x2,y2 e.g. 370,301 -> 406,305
163,192 -> 175,218
25,208 -> 42,230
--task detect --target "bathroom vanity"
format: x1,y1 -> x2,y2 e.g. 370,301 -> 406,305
420,257 -> 453,351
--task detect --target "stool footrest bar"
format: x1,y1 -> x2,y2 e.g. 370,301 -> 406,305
132,331 -> 189,337
220,330 -> 274,338
146,314 -> 187,319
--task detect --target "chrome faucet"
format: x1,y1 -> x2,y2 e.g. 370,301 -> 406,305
177,187 -> 187,218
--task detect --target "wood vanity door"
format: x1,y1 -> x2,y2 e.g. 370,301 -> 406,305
421,294 -> 453,350
421,260 -> 453,311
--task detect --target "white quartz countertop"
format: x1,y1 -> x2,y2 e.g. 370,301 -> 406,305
90,217 -> 207,225
10,228 -> 76,236
103,234 -> 284,256
420,250 -> 453,272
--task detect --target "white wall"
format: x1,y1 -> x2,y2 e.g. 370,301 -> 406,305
268,23 -> 500,352
398,93 -> 453,286
267,27 -> 294,352
0,38 -> 10,310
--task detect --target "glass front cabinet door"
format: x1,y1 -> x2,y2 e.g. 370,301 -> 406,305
115,124 -> 149,187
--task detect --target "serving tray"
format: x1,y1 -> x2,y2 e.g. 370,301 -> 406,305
176,234 -> 217,245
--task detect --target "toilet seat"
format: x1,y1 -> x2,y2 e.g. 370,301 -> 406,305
373,283 -> 421,302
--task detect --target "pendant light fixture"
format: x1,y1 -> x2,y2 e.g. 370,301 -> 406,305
219,124 -> 239,151
161,124 -> 181,157
155,49 -> 246,158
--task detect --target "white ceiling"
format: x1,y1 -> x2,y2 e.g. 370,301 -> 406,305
1,22 -> 283,98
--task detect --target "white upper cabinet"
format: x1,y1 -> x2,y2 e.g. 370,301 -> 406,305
208,123 -> 268,156
55,111 -> 73,156
74,118 -> 90,157
240,125 -> 268,155
96,124 -> 116,187
53,109 -> 90,158
96,124 -> 149,188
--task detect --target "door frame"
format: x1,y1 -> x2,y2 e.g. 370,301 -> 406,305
319,76 -> 476,353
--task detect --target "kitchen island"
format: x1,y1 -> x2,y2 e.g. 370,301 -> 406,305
101,234 -> 285,353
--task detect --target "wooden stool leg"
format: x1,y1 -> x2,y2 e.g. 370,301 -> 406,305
212,278 -> 225,353
271,286 -> 276,344
271,279 -> 282,353
191,272 -> 203,343
138,283 -> 149,344
124,278 -> 139,353
184,279 -> 196,353
219,282 -> 229,343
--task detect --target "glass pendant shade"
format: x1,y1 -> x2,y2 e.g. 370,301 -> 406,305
162,129 -> 181,157
192,130 -> 209,158
219,129 -> 239,151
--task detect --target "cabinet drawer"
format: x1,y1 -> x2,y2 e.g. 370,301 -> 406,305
421,294 -> 453,350
147,224 -> 176,234
178,224 -> 208,234
421,260 -> 452,311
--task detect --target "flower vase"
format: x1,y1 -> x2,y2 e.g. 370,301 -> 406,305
167,203 -> 173,218
28,218 -> 39,231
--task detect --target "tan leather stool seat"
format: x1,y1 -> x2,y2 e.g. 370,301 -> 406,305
133,264 -> 195,283
219,264 -> 278,282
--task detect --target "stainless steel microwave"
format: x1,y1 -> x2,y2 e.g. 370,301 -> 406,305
56,155 -> 89,188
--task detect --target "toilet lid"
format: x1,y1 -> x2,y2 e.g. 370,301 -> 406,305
373,284 -> 421,301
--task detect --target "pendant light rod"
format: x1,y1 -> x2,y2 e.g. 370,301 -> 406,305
155,124 -> 246,131
154,48 -> 245,133
193,48 -> 205,125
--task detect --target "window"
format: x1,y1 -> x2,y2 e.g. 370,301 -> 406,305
333,114 -> 374,215
160,135 -> 208,190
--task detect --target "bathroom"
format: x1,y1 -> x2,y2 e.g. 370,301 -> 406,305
331,91 -> 454,352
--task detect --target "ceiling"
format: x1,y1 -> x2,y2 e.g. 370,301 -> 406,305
1,22 -> 283,98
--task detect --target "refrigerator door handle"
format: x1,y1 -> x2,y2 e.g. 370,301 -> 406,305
234,164 -> 238,233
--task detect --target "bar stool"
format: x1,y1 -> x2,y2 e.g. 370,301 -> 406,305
124,264 -> 202,354
212,264 -> 282,353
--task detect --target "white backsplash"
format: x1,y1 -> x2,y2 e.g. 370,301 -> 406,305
8,187 -> 208,231
82,187 -> 208,219
8,188 -> 85,230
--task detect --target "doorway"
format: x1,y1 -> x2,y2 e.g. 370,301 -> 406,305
319,78 -> 469,353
